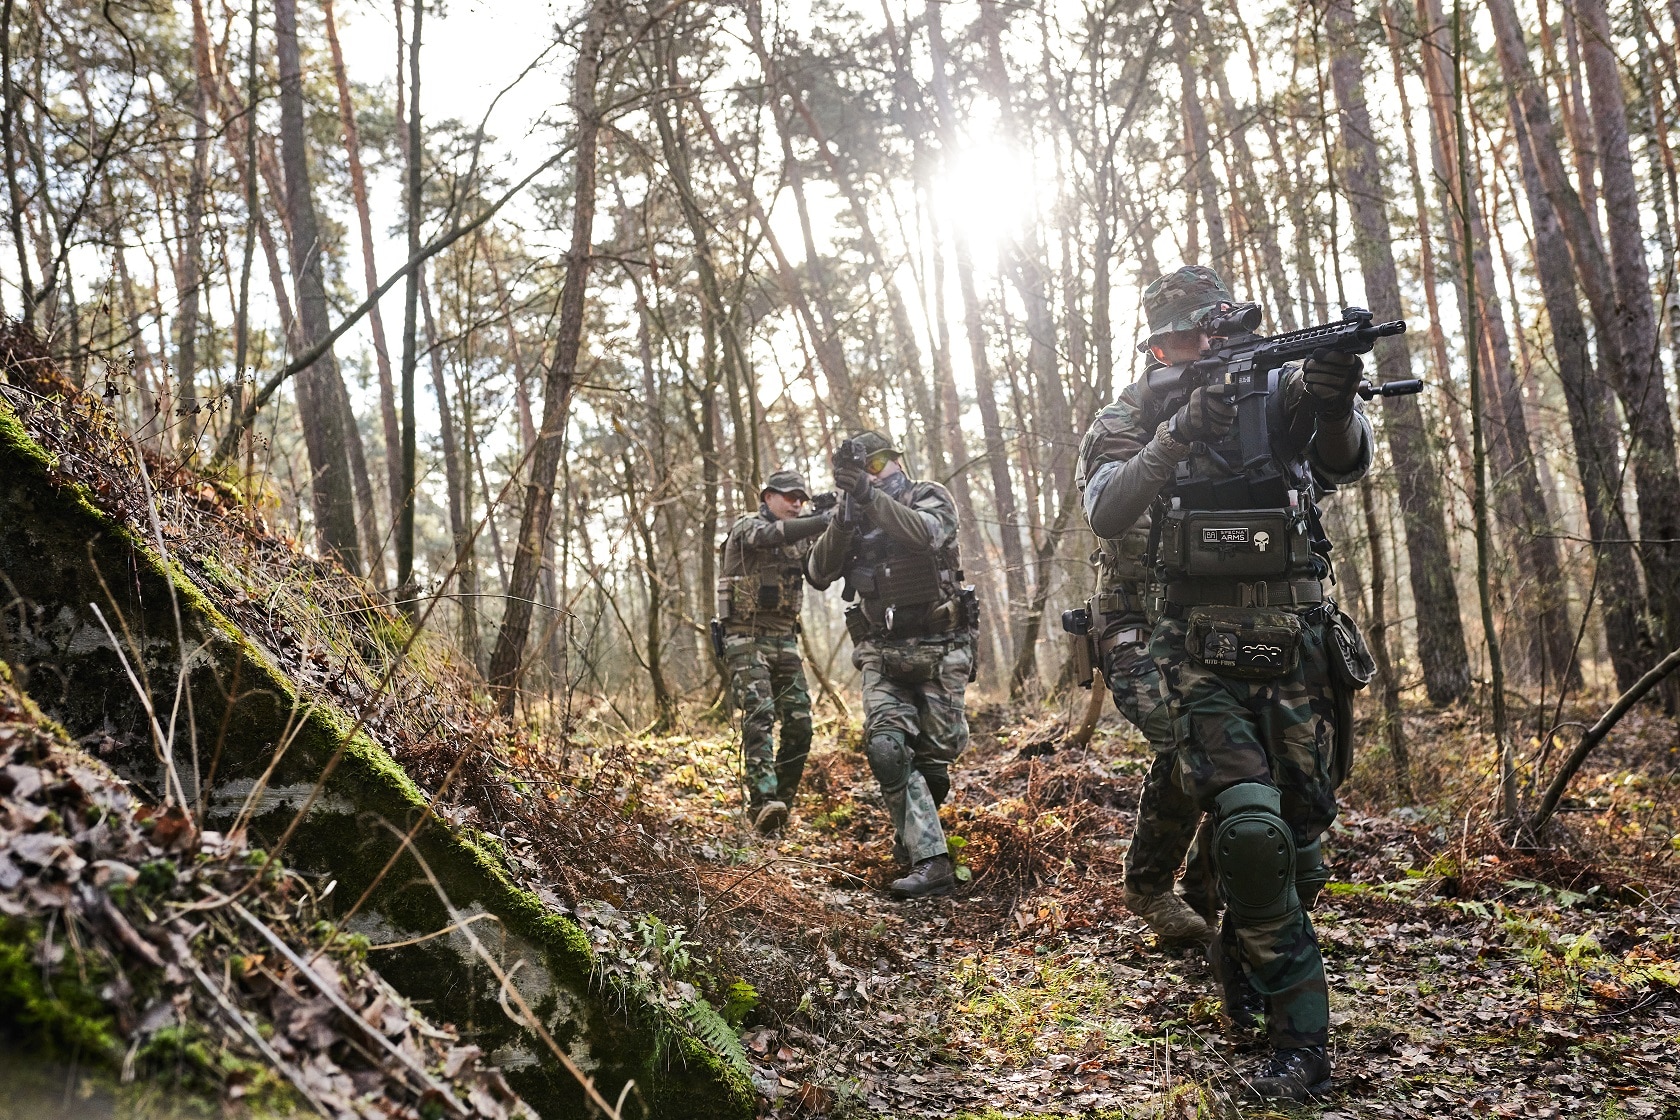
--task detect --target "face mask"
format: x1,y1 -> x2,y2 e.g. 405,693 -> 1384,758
878,469 -> 912,499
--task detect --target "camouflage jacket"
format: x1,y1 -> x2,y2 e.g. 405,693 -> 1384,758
808,476 -> 963,631
1077,363 -> 1373,556
720,507 -> 819,635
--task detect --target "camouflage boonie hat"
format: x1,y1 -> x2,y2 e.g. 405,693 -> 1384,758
848,431 -> 900,460
762,469 -> 811,497
1138,265 -> 1234,351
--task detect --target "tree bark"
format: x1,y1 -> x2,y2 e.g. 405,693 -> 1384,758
487,0 -> 610,714
1326,0 -> 1471,705
1578,0 -> 1680,669
176,0 -> 215,445
395,0 -> 422,608
324,0 -> 400,587
273,0 -> 362,574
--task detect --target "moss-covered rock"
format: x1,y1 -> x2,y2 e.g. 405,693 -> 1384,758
0,402 -> 755,1120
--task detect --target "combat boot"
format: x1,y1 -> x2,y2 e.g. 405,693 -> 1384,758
753,800 -> 789,834
890,854 -> 955,899
1245,1046 -> 1331,1101
1124,884 -> 1213,943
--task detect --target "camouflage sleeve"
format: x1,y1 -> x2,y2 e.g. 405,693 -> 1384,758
1285,367 -> 1374,486
806,521 -> 854,590
1080,382 -> 1188,540
863,480 -> 954,550
735,515 -> 784,551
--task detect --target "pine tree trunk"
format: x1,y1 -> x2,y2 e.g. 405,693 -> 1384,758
487,0 -> 610,714
324,0 -> 400,586
1326,0 -> 1471,705
1578,0 -> 1680,669
273,0 -> 362,575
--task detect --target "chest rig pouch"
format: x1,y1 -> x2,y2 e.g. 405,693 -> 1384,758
1152,365 -> 1326,582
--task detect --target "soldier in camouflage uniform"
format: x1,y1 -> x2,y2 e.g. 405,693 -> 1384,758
1080,266 -> 1374,1101
808,432 -> 975,900
719,470 -> 831,833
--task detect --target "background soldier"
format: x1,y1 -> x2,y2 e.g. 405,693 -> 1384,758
808,432 -> 975,900
718,470 -> 829,833
1080,265 -> 1374,1101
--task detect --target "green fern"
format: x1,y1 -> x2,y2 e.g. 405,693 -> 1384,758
681,997 -> 752,1078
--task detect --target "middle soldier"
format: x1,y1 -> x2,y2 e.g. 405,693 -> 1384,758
808,431 -> 976,901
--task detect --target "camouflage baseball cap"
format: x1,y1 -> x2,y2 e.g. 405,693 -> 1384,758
848,430 -> 900,460
1138,265 -> 1234,350
762,469 -> 810,497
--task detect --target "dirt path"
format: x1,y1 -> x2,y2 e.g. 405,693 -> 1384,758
617,701 -> 1680,1119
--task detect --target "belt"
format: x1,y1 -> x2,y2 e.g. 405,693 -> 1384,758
1162,577 -> 1325,610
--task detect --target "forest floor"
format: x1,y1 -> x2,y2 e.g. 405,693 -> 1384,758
616,692 -> 1680,1120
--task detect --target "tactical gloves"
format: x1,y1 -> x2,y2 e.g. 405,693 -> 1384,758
834,465 -> 875,504
1303,349 -> 1363,420
1169,386 -> 1238,443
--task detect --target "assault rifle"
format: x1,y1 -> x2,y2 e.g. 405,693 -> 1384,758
1149,304 -> 1422,402
810,491 -> 839,513
829,438 -> 869,528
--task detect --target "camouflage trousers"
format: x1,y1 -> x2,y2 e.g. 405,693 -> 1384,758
724,631 -> 813,807
854,632 -> 972,865
1103,640 -> 1211,908
1152,609 -> 1340,1050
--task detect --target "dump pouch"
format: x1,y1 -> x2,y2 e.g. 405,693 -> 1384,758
1159,508 -> 1306,579
844,605 -> 872,645
1325,604 -> 1376,691
1185,606 -> 1302,679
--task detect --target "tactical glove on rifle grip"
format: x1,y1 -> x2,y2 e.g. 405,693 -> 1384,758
834,465 -> 874,502
1171,386 -> 1238,443
1303,349 -> 1363,420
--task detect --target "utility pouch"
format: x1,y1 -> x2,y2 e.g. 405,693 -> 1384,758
1161,508 -> 1303,579
881,642 -> 944,685
844,605 -> 872,646
714,578 -> 733,621
708,618 -> 726,662
1185,607 -> 1302,679
1325,605 -> 1376,691
756,581 -> 782,611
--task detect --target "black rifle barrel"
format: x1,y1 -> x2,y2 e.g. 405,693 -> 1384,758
1358,378 -> 1425,399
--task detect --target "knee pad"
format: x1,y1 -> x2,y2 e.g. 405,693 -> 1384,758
864,732 -> 912,794
1213,782 -> 1299,922
919,762 -> 950,807
782,712 -> 813,751
1295,838 -> 1330,910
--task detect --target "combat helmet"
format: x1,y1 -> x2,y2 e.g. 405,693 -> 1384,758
1136,265 -> 1235,353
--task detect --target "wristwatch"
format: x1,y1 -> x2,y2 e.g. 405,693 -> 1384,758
1154,419 -> 1191,459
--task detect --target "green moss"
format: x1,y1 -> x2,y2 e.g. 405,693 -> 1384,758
0,920 -> 122,1061
0,400 -> 758,1119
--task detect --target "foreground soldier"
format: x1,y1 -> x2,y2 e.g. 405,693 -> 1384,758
1068,517 -> 1214,944
808,432 -> 975,900
718,470 -> 829,833
1081,266 -> 1374,1101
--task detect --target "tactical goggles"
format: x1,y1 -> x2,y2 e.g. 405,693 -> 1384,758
865,452 -> 896,474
